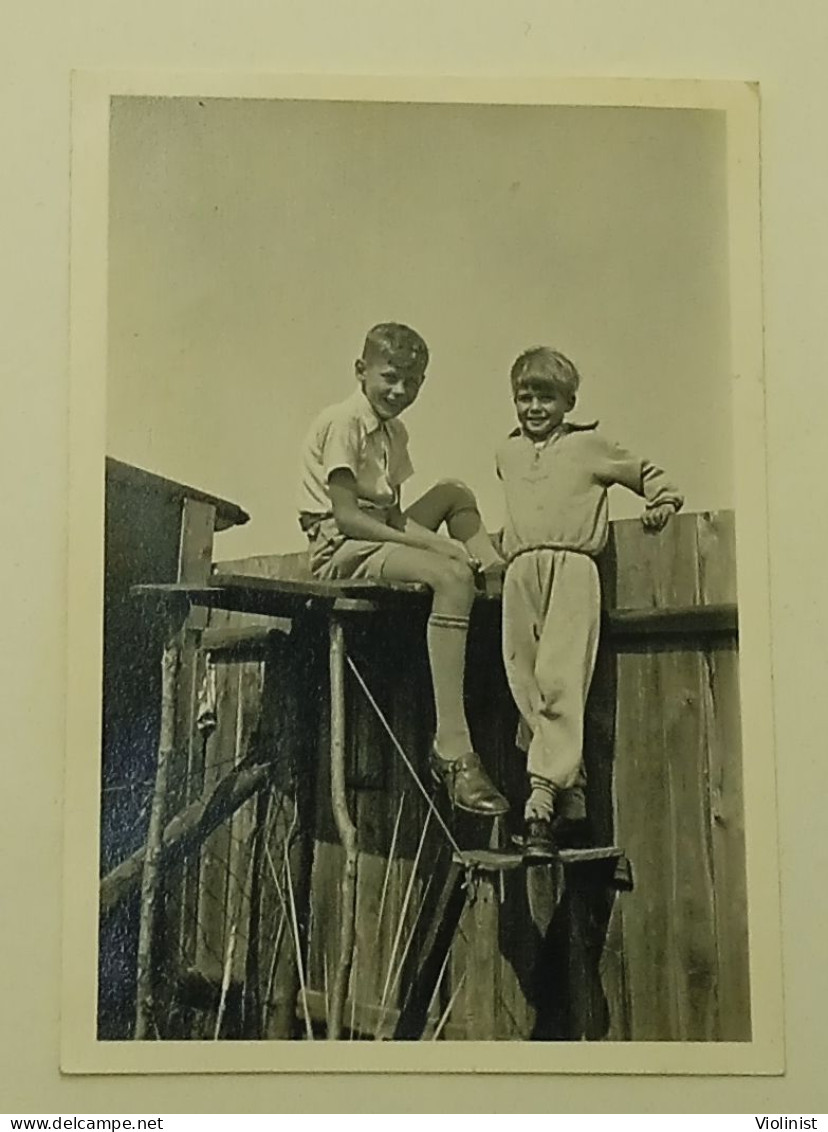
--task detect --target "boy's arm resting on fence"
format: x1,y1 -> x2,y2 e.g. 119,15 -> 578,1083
597,437 -> 684,527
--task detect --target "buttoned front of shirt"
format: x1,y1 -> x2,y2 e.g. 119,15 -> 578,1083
298,387 -> 414,518
497,423 -> 610,558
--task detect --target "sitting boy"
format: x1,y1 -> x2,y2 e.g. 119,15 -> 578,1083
496,346 -> 684,858
298,322 -> 508,816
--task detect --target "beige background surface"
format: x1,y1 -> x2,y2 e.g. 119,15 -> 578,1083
2,0 -> 827,1115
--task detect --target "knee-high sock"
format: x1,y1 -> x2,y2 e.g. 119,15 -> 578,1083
427,612 -> 472,759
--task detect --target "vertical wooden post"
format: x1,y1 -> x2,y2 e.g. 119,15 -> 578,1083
135,629 -> 180,1040
392,859 -> 467,1040
328,617 -> 358,1040
174,499 -> 217,977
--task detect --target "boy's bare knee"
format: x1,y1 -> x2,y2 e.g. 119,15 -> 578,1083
435,478 -> 477,510
433,557 -> 476,597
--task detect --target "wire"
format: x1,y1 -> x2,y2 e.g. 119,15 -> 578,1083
345,654 -> 463,858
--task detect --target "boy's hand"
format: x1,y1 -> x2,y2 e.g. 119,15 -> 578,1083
433,536 -> 478,568
641,503 -> 676,533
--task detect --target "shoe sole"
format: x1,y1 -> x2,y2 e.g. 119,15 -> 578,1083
453,799 -> 510,817
430,767 -> 510,817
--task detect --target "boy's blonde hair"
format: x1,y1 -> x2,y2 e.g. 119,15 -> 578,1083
510,347 -> 581,398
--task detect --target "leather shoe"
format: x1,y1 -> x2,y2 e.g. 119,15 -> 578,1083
430,748 -> 510,816
523,816 -> 558,862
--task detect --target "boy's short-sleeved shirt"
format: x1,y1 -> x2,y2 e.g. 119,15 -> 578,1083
298,387 -> 414,520
496,422 -> 683,560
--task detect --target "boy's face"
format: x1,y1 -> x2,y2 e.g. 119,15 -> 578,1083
514,375 -> 575,441
356,354 -> 427,421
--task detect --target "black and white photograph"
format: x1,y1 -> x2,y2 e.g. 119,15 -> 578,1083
63,75 -> 779,1074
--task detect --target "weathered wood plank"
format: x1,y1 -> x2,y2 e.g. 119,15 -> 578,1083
611,521 -> 676,1040
392,860 -> 467,1040
696,512 -> 750,1037
462,875 -> 500,1040
307,839 -> 342,1032
178,499 -> 216,588
696,511 -> 738,606
600,897 -> 631,1040
134,637 -> 180,1040
661,647 -> 719,1041
194,662 -> 236,985
160,498 -> 216,1015
106,457 -> 249,532
705,644 -> 751,1040
225,663 -> 264,987
612,513 -> 701,610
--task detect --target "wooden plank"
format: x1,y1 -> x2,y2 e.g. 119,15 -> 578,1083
462,875 -> 500,1040
105,457 -> 249,532
161,638 -> 201,997
328,619 -> 358,1040
352,850 -> 388,1026
307,840 -> 342,1032
242,789 -> 268,1038
607,604 -> 737,639
611,514 -> 723,1042
392,860 -> 467,1040
660,647 -> 719,1041
178,498 -> 216,587
612,513 -> 701,610
134,637 -> 180,1040
175,646 -> 209,975
380,621 -> 436,1027
697,511 -> 749,1040
696,511 -> 738,606
194,662 -> 237,986
216,551 -> 313,582
215,571 -> 428,598
352,638 -> 397,1021
610,521 -> 675,1040
225,663 -> 264,989
705,643 -> 752,1040
651,495 -> 714,1044
613,650 -> 677,1040
200,625 -> 290,656
600,897 -> 631,1040
157,498 -> 216,1006
496,869 -> 536,1041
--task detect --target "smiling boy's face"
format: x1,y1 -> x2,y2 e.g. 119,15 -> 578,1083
356,354 -> 427,421
514,375 -> 576,441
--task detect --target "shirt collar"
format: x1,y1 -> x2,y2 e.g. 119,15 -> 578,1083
346,387 -> 386,435
508,420 -> 599,440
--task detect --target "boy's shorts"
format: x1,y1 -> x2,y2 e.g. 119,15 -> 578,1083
305,515 -> 399,581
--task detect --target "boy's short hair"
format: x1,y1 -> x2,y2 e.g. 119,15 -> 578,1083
362,323 -> 429,371
510,346 -> 581,398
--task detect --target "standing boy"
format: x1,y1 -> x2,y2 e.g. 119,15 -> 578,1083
299,322 -> 508,816
496,347 -> 684,858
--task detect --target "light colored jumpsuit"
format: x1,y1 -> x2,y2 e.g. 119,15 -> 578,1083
496,422 -> 684,807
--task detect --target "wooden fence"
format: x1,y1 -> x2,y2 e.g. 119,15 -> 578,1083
99,486 -> 749,1042
179,510 -> 748,1041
